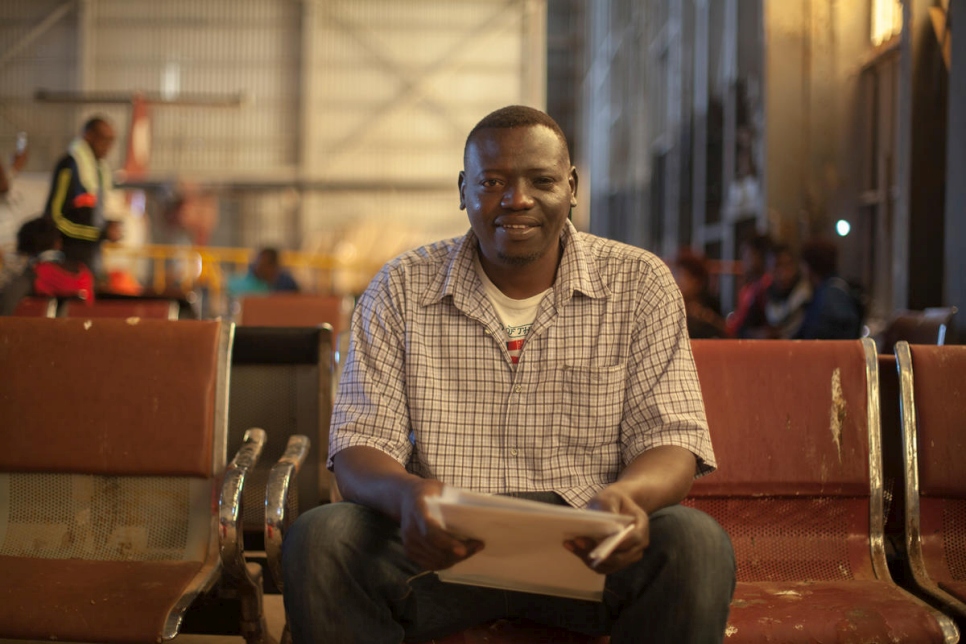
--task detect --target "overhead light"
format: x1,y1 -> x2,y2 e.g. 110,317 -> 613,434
836,219 -> 852,237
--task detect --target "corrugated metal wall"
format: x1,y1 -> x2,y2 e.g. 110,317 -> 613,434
300,0 -> 545,257
0,0 -> 545,256
94,0 -> 301,174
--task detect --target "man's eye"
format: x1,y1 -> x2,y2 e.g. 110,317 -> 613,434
534,177 -> 555,186
481,179 -> 501,188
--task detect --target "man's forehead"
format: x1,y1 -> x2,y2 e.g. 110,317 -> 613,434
465,125 -> 570,166
94,122 -> 115,138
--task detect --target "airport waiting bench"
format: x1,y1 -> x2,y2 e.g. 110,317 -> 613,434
10,296 -> 57,317
896,342 -> 966,629
688,338 -> 958,642
0,317 -> 270,643
419,339 -> 959,644
237,293 -> 353,337
12,295 -> 184,319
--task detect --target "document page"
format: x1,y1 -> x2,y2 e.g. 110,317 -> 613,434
425,487 -> 633,601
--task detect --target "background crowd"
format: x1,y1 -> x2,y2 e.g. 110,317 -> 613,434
672,234 -> 865,341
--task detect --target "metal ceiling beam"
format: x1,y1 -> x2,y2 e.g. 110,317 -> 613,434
35,89 -> 246,107
0,0 -> 76,70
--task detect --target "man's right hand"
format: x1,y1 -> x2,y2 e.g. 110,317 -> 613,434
332,447 -> 484,572
398,478 -> 483,571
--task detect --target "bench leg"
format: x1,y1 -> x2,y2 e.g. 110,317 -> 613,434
238,562 -> 275,644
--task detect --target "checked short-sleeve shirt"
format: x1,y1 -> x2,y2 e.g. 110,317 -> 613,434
329,221 -> 715,508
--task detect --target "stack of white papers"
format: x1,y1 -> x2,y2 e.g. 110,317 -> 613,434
425,487 -> 634,601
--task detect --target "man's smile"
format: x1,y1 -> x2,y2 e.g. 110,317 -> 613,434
496,221 -> 540,240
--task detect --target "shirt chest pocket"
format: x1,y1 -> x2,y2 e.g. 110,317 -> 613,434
550,363 -> 627,448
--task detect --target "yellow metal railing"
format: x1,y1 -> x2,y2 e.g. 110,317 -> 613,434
103,243 -> 383,309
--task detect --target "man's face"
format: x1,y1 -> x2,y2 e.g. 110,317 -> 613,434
459,125 -> 577,270
741,245 -> 764,278
87,122 -> 116,160
771,250 -> 798,290
253,252 -> 279,284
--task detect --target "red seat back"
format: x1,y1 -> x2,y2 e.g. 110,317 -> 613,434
12,296 -> 56,317
238,293 -> 349,335
0,318 -> 221,477
688,339 -> 880,582
61,298 -> 179,319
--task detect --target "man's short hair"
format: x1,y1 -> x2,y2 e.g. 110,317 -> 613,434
17,216 -> 59,256
675,249 -> 710,288
741,233 -> 772,259
82,116 -> 111,135
801,236 -> 839,280
257,247 -> 280,266
464,105 -> 569,165
769,242 -> 798,262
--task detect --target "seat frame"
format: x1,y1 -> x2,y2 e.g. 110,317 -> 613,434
896,341 -> 966,626
266,434 -> 312,644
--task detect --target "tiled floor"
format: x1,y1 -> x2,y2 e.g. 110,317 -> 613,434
0,593 -> 287,644
177,593 -> 287,644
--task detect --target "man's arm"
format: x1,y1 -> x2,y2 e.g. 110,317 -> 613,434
605,444 -> 697,514
333,445 -> 482,571
47,162 -> 102,242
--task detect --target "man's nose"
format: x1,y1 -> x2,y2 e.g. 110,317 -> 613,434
500,182 -> 534,210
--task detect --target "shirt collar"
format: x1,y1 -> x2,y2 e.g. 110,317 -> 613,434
420,220 -> 610,309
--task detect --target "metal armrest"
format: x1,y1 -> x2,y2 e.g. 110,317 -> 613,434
265,434 -> 311,592
219,427 -> 267,578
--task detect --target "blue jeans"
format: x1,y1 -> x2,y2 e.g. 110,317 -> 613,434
282,501 -> 735,644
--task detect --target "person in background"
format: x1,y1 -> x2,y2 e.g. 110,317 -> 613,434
228,247 -> 300,295
763,243 -> 811,339
281,105 -> 735,643
0,133 -> 28,197
43,116 -> 122,280
673,249 -> 726,339
725,233 -> 771,338
796,236 -> 862,340
0,134 -> 30,275
0,216 -> 94,315
252,247 -> 299,291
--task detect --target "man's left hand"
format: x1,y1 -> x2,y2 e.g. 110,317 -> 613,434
564,486 -> 649,575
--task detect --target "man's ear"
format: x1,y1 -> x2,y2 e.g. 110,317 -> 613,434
569,166 -> 579,207
458,171 -> 467,210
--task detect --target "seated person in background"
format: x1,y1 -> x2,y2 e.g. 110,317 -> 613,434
725,233 -> 771,338
0,216 -> 94,315
228,247 -> 299,295
796,236 -> 862,340
762,243 -> 811,339
673,249 -> 726,338
281,106 -> 735,643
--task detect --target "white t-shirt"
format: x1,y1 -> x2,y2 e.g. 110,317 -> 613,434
473,256 -> 551,365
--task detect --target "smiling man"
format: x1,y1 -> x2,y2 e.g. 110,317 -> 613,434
282,106 -> 735,643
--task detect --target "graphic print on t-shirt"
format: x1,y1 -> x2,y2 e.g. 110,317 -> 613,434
506,322 -> 532,364
473,254 -> 546,367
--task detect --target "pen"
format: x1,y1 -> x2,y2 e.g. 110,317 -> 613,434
588,523 -> 635,568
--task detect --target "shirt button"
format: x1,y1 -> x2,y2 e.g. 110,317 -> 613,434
513,385 -> 522,393
510,449 -> 518,456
